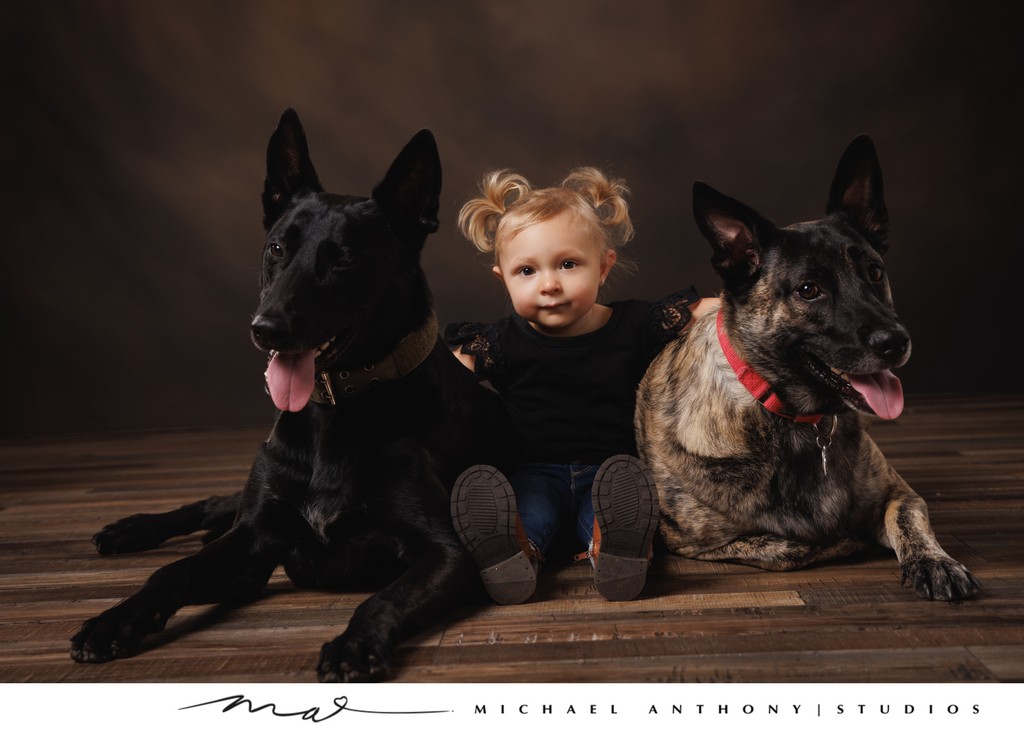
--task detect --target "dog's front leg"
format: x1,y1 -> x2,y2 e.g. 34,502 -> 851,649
70,522 -> 279,663
660,489 -> 868,570
688,535 -> 869,571
873,445 -> 980,600
92,492 -> 241,554
317,539 -> 475,683
316,470 -> 477,683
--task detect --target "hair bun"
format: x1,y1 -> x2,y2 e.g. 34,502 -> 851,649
458,170 -> 534,254
458,166 -> 634,258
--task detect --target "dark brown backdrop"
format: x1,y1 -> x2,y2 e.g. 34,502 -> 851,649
2,0 -> 1020,436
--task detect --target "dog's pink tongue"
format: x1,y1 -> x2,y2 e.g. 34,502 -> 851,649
266,350 -> 317,412
846,370 -> 904,420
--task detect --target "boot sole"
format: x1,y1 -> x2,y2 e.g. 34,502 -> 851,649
451,465 -> 536,605
592,455 -> 659,601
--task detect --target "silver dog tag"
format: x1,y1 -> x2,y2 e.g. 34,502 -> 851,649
814,415 -> 837,478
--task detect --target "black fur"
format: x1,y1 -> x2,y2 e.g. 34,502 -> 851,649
72,109 -> 510,681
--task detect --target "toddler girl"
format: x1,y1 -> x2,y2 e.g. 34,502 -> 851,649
447,167 -> 709,604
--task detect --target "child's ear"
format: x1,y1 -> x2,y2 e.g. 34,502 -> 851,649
491,265 -> 505,284
600,250 -> 617,284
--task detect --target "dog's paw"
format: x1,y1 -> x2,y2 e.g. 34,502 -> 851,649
70,603 -> 167,663
71,613 -> 138,663
92,515 -> 164,555
317,633 -> 391,683
900,554 -> 980,601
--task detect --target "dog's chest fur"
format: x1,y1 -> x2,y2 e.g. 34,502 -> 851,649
639,313 -> 870,541
259,404 -> 407,538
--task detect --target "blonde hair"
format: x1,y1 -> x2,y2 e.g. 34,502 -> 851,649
457,167 -> 634,261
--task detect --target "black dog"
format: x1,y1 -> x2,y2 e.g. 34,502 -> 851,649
71,109 -> 509,681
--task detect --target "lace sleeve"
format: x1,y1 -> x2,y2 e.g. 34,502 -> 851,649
444,320 -> 504,383
647,286 -> 700,357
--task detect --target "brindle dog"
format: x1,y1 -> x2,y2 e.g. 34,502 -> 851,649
636,136 -> 979,601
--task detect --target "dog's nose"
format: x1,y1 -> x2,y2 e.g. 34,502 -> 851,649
251,313 -> 290,348
868,328 -> 910,362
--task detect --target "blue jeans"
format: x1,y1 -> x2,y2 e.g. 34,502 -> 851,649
510,462 -> 598,557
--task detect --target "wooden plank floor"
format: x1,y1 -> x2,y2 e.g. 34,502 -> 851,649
1,394 -> 1022,683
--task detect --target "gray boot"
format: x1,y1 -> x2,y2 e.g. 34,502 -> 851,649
451,465 -> 541,605
589,455 -> 659,601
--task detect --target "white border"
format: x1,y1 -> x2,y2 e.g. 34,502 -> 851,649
0,682 -> 1017,734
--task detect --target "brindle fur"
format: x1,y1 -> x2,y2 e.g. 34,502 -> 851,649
637,136 -> 979,601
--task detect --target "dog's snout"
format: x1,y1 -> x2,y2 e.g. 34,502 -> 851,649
251,313 -> 290,349
868,328 -> 910,363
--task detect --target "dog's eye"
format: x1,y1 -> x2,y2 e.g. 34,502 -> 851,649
268,242 -> 284,259
868,263 -> 885,283
796,283 -> 822,301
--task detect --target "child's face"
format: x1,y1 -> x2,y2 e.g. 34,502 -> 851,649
493,211 -> 616,337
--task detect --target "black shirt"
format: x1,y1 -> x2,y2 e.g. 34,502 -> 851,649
445,287 -> 697,463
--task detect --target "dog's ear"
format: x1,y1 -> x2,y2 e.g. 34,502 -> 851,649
693,181 -> 775,285
262,108 -> 323,230
372,129 -> 442,248
826,135 -> 889,253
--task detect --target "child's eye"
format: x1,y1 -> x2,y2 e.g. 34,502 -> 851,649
517,266 -> 535,276
560,261 -> 577,270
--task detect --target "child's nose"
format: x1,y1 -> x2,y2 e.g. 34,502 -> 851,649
540,273 -> 561,293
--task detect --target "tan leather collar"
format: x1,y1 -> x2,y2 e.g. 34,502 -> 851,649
311,313 -> 438,404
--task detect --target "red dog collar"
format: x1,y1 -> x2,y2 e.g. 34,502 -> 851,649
716,310 -> 823,424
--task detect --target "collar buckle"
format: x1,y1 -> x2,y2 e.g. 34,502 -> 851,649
317,372 -> 337,406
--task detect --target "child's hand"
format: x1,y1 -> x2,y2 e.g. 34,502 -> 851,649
688,297 -> 721,322
452,347 -> 476,372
